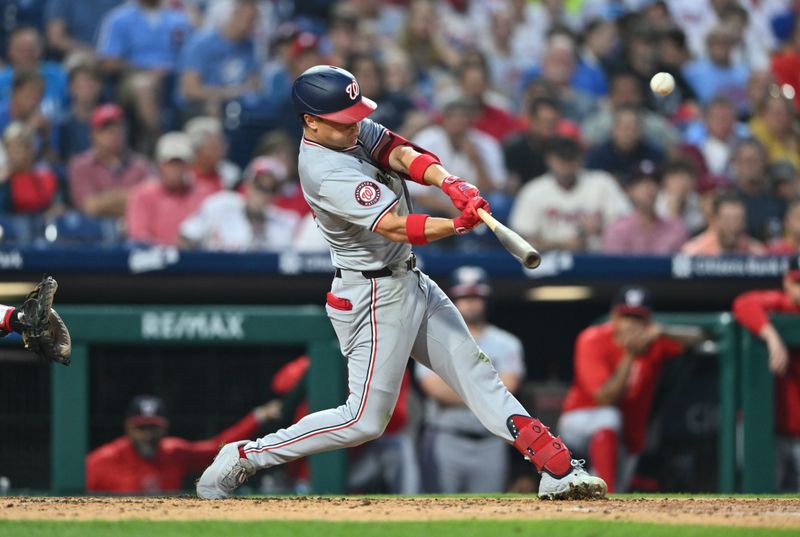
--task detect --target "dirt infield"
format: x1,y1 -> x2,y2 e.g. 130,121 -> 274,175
2,496 -> 800,529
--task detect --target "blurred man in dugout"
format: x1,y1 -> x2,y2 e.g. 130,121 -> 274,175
558,287 -> 704,492
415,266 -> 526,493
733,256 -> 800,491
86,395 -> 280,493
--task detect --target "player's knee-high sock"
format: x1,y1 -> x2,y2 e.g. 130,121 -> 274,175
590,429 -> 617,493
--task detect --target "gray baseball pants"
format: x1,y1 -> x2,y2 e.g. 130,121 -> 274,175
242,263 -> 527,467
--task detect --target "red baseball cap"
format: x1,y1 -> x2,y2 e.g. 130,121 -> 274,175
91,104 -> 125,129
290,32 -> 320,59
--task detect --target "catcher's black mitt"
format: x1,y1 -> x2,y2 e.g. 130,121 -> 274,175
19,276 -> 71,366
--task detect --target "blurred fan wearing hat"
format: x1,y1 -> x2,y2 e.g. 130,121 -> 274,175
125,131 -> 217,246
602,160 -> 688,254
86,394 -> 282,493
733,256 -> 800,490
509,136 -> 631,252
68,102 -> 151,218
559,285 -> 705,493
414,266 -> 527,493
179,156 -> 300,252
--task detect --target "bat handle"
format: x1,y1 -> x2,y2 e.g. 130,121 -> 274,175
476,207 -> 498,231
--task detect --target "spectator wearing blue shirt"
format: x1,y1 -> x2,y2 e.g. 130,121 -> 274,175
574,19 -> 616,98
45,0 -> 124,58
0,70 -> 58,162
0,27 -> 67,121
683,25 -> 751,110
517,35 -> 596,124
96,0 -> 192,151
56,56 -> 103,162
178,0 -> 259,120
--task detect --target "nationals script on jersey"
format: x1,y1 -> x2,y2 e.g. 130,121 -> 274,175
298,118 -> 413,270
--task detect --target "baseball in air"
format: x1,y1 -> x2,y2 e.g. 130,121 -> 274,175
650,72 -> 675,96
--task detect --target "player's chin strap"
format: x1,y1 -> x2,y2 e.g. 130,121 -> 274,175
507,415 -> 573,478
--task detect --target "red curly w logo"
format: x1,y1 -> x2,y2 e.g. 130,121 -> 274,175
345,79 -> 359,100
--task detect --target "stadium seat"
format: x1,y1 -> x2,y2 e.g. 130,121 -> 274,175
45,212 -> 120,245
0,214 -> 35,244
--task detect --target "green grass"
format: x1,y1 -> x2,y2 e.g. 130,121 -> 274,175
0,520 -> 794,537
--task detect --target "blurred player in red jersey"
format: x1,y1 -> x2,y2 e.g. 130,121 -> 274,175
557,286 -> 704,492
86,395 -> 280,493
733,255 -> 800,490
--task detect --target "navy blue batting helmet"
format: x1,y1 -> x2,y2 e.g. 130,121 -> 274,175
292,65 -> 377,124
449,266 -> 492,299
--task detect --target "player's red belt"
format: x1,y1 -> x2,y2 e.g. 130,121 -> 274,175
334,255 -> 416,279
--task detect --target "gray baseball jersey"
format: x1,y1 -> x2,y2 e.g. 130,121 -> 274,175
298,118 -> 412,271
241,119 -> 530,474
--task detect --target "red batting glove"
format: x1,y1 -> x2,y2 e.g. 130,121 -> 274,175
453,196 -> 490,234
441,175 -> 480,211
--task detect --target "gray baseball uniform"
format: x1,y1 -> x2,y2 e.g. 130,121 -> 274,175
416,326 -> 526,492
241,119 -> 528,469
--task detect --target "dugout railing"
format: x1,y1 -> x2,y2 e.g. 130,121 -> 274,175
738,314 -> 800,494
50,305 -> 346,495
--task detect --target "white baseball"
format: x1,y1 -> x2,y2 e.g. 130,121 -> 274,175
650,72 -> 675,96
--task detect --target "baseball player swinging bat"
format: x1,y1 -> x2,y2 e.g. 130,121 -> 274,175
197,65 -> 607,502
477,208 -> 541,269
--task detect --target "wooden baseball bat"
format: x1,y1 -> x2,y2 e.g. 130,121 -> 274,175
477,208 -> 541,269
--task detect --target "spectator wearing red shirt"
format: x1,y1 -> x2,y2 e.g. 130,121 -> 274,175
126,131 -> 215,245
86,395 -> 280,493
733,257 -> 800,490
184,116 -> 240,192
68,104 -> 151,218
0,121 -> 58,214
457,54 -> 522,142
602,160 -> 688,255
558,287 -> 702,492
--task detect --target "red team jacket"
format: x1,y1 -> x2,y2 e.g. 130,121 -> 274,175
562,322 -> 684,454
733,290 -> 800,437
86,413 -> 261,493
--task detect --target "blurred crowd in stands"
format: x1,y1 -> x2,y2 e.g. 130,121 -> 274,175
0,0 -> 797,255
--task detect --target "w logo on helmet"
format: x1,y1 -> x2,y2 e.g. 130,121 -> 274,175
345,79 -> 360,100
